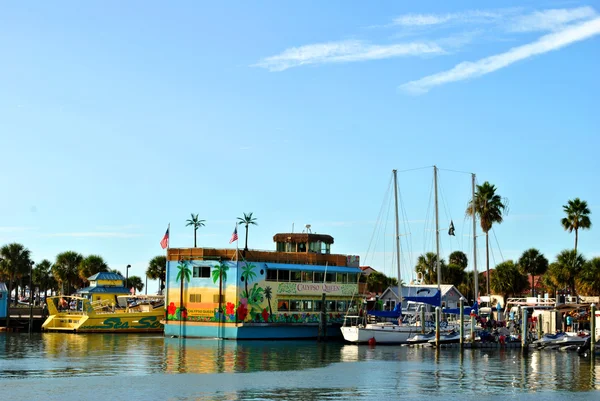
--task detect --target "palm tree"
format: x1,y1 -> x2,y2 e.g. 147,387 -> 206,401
54,251 -> 83,295
415,252 -> 445,284
211,262 -> 229,317
237,212 -> 258,252
490,260 -> 529,302
241,261 -> 257,297
176,260 -> 192,320
0,243 -> 32,307
548,250 -> 586,295
442,263 -> 466,288
449,251 -> 468,269
185,213 -> 206,248
146,256 -> 167,294
561,198 -> 592,252
33,259 -> 55,302
466,181 -> 507,296
576,257 -> 600,296
264,286 -> 273,321
127,276 -> 144,294
517,248 -> 549,296
78,255 -> 109,284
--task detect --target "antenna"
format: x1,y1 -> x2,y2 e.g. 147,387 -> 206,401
304,224 -> 312,233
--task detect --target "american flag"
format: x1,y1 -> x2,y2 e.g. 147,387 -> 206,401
229,225 -> 238,244
160,227 -> 170,249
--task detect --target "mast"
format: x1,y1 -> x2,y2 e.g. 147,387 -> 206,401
472,173 -> 478,304
393,169 -> 402,302
434,166 -> 441,303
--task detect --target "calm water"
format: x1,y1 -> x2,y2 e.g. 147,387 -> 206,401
1,333 -> 600,400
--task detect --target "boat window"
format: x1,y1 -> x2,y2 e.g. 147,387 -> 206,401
298,242 -> 306,252
193,266 -> 211,278
326,301 -> 335,311
336,273 -> 347,283
313,272 -> 324,282
337,301 -> 347,312
302,300 -> 313,311
266,269 -> 277,282
322,243 -> 330,254
285,243 -> 294,252
290,300 -> 302,311
325,273 -> 335,283
279,270 -> 290,282
278,300 -> 289,311
347,274 -> 357,283
385,300 -> 396,311
291,271 -> 302,282
309,241 -> 320,253
314,300 -> 323,312
189,294 -> 201,303
276,242 -> 285,252
301,271 -> 313,282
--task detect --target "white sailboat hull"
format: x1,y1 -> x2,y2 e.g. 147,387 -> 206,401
341,323 -> 423,344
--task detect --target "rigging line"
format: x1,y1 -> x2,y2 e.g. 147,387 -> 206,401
491,226 -> 505,262
397,180 -> 415,278
396,165 -> 433,174
437,171 -> 455,254
423,174 -> 434,256
438,167 -> 474,175
364,173 -> 393,265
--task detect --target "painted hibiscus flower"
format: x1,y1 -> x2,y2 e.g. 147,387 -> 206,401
226,302 -> 235,315
237,298 -> 249,321
167,302 -> 176,316
181,308 -> 188,319
261,308 -> 269,322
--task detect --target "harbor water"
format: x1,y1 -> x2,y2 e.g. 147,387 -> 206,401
1,332 -> 599,400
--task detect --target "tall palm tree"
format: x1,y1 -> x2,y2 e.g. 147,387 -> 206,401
211,262 -> 229,318
490,260 -> 529,302
127,276 -> 144,294
185,213 -> 206,248
78,255 -> 109,284
33,259 -> 55,302
146,256 -> 167,294
237,212 -> 258,252
561,198 -> 592,252
576,257 -> 600,296
466,181 -> 507,296
0,243 -> 32,307
54,251 -> 83,295
449,251 -> 468,269
517,248 -> 549,296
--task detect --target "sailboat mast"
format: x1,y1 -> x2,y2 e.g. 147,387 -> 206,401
472,173 -> 478,303
393,169 -> 402,300
434,166 -> 441,301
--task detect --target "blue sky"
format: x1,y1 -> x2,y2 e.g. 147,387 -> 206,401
1,1 -> 599,290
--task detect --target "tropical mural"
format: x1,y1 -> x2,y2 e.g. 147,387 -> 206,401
165,258 -> 357,325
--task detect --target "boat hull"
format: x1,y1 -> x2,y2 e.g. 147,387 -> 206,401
42,312 -> 163,333
164,322 -> 342,340
341,324 -> 422,344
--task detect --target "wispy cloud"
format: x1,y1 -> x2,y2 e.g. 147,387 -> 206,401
400,16 -> 600,94
253,40 -> 445,72
47,232 -> 143,238
393,10 -> 509,27
508,6 -> 596,32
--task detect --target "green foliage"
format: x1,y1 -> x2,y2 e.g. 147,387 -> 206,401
241,261 -> 257,295
54,251 -> 84,294
185,213 -> 206,248
415,252 -> 446,284
0,243 -> 32,306
490,260 -> 529,300
449,251 -> 468,269
33,259 -> 57,295
146,256 -> 166,293
365,271 -> 397,293
548,249 -> 586,294
78,254 -> 109,283
127,275 -> 144,293
576,257 -> 600,296
211,262 -> 229,284
517,248 -> 549,296
561,198 -> 592,251
241,283 -> 264,314
442,263 -> 466,288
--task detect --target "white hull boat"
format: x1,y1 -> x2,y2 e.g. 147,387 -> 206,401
341,322 -> 423,344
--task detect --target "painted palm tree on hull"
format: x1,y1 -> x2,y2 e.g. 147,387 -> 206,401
237,212 -> 257,252
466,181 -> 507,296
212,262 -> 229,318
176,260 -> 192,320
186,213 -> 206,248
561,198 -> 591,252
264,286 -> 273,321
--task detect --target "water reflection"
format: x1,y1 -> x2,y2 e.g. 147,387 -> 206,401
1,333 -> 599,397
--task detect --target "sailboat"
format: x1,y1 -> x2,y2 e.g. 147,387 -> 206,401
341,169 -> 439,344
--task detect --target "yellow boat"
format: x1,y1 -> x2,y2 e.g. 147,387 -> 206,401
42,295 -> 164,333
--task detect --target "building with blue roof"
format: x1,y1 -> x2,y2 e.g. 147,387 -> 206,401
76,272 -> 130,302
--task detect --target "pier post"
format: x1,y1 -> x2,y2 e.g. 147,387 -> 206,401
591,304 -> 596,350
421,307 -> 425,334
470,313 -> 476,342
435,306 -> 440,348
521,308 -> 529,349
318,293 -> 326,342
537,314 -> 543,341
459,297 -> 464,348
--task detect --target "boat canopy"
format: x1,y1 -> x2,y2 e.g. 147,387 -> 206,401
442,301 -> 479,315
403,289 -> 441,307
367,303 -> 402,318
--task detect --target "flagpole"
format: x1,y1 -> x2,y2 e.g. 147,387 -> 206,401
164,223 -> 170,329
235,222 -> 239,327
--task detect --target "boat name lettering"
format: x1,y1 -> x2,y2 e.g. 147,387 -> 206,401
80,316 -> 162,330
296,283 -> 341,293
